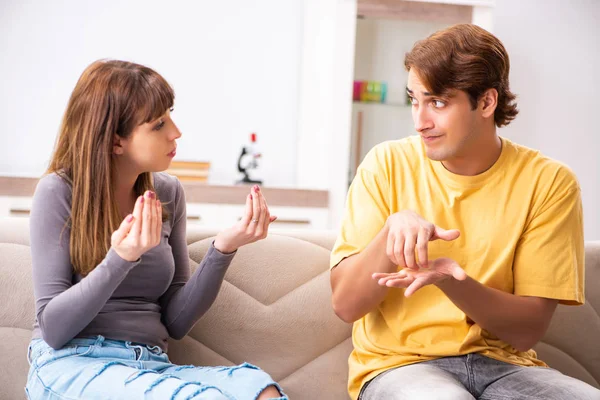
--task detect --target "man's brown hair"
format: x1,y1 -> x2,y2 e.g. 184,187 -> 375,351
405,24 -> 518,127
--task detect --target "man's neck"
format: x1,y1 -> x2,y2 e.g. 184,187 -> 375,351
442,132 -> 502,176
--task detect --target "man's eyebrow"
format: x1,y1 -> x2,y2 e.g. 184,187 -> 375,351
406,87 -> 432,96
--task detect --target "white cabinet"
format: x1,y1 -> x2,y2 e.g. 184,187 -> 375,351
185,202 -> 329,230
0,196 -> 32,218
403,0 -> 495,5
0,196 -> 329,231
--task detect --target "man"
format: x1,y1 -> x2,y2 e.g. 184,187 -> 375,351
330,24 -> 599,400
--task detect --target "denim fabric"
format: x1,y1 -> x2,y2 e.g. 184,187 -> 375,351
25,336 -> 287,400
359,353 -> 600,400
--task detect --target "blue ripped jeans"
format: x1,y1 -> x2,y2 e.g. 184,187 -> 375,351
25,336 -> 287,400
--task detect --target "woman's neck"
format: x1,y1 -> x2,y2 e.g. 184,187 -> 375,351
112,162 -> 141,217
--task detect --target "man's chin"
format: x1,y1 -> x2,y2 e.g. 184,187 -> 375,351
424,149 -> 446,162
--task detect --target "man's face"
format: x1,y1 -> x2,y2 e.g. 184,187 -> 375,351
407,69 -> 481,162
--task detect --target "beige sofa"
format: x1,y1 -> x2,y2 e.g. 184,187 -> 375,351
1,216 -> 599,399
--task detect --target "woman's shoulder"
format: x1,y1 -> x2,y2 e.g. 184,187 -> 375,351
152,172 -> 183,202
31,172 -> 73,217
35,172 -> 72,198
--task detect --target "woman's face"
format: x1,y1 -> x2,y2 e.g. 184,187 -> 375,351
115,108 -> 181,173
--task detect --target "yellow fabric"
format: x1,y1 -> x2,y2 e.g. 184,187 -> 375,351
330,136 -> 585,400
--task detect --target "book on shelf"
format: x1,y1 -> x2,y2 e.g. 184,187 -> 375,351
166,160 -> 210,182
169,161 -> 211,169
175,175 -> 208,182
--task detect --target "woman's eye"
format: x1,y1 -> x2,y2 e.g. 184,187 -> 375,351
153,121 -> 165,131
433,100 -> 446,108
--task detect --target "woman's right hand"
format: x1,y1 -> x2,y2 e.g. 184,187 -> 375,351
111,190 -> 163,262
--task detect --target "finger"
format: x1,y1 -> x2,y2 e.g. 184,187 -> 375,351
433,226 -> 460,241
131,195 -> 144,237
394,234 -> 405,267
259,188 -> 270,236
404,276 -> 430,297
240,192 -> 253,226
372,272 -> 397,281
254,186 -> 267,237
386,232 -> 397,265
451,264 -> 468,281
149,193 -> 158,242
141,190 -> 153,245
416,227 -> 430,268
155,199 -> 162,242
112,214 -> 134,245
384,277 -> 415,288
372,272 -> 393,280
372,270 -> 408,281
249,185 -> 261,232
377,272 -> 409,286
403,233 -> 417,270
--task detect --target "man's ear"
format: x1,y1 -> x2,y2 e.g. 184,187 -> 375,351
480,88 -> 498,119
113,134 -> 124,155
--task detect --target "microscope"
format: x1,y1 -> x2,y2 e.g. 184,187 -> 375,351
236,133 -> 263,185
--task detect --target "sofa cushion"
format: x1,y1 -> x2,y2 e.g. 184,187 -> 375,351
169,234 -> 353,399
0,219 -> 598,399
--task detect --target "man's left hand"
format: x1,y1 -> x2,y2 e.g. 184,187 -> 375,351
372,258 -> 467,297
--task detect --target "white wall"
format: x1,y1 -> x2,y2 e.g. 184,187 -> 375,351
0,0 -> 303,187
295,0 -> 357,229
350,19 -> 450,175
493,0 -> 600,240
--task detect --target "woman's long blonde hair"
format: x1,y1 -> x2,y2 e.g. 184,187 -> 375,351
48,59 -> 174,275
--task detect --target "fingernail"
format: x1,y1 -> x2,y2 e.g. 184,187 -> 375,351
249,194 -> 253,200
127,214 -> 133,222
156,199 -> 161,207
141,197 -> 144,203
149,191 -> 155,198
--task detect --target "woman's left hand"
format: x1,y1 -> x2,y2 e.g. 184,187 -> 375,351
213,185 -> 277,254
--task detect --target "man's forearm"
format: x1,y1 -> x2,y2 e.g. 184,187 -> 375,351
436,277 -> 558,351
331,226 -> 398,323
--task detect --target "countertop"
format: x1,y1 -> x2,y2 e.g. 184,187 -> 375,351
0,176 -> 328,208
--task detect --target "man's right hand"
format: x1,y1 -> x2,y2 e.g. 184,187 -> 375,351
385,210 -> 460,270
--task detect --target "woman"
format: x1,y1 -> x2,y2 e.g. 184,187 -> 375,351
26,59 -> 286,400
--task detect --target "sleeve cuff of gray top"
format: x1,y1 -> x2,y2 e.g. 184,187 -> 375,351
210,241 -> 238,258
105,247 -> 142,273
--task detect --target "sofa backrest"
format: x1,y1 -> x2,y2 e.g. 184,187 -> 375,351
0,217 -> 353,399
1,216 -> 599,399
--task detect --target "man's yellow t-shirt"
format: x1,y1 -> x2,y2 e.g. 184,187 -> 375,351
330,135 -> 584,400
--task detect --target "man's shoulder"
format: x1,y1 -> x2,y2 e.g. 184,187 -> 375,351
506,139 -> 579,190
